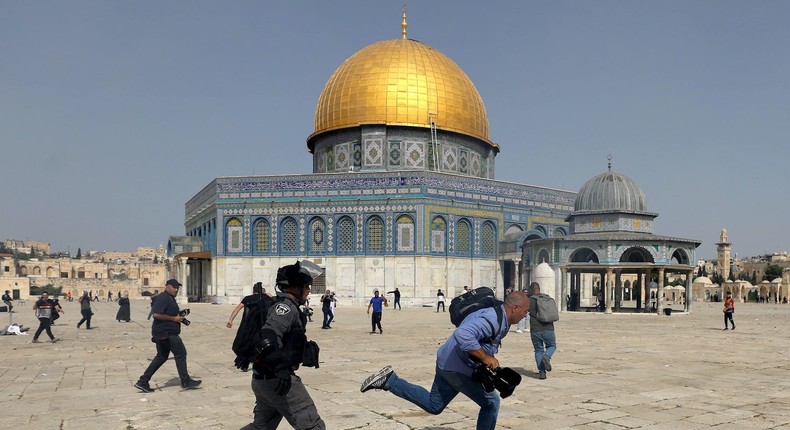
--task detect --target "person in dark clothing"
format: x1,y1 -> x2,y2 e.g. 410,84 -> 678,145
320,289 -> 334,329
134,279 -> 201,392
2,290 -> 13,313
116,294 -> 131,322
227,283 -> 266,329
387,288 -> 402,310
528,282 -> 557,380
77,291 -> 93,329
243,261 -> 325,430
32,292 -> 63,343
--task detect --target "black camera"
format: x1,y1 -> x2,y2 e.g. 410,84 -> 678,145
179,308 -> 191,326
471,366 -> 522,398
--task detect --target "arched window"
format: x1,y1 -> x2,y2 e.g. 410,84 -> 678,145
431,216 -> 446,253
226,217 -> 243,253
33,266 -> 41,275
280,217 -> 298,254
481,222 -> 496,256
456,219 -> 472,255
396,215 -> 414,252
254,218 -> 270,253
367,216 -> 384,254
337,216 -> 355,254
309,217 -> 326,254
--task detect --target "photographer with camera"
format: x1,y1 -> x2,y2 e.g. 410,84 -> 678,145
361,291 -> 529,430
134,279 -> 201,393
243,261 -> 324,430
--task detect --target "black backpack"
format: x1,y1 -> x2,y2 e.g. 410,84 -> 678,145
449,287 -> 504,343
232,294 -> 277,370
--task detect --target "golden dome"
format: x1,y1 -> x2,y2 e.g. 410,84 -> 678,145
308,38 -> 495,151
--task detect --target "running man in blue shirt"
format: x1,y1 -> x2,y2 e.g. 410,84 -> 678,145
367,289 -> 388,334
361,291 -> 530,430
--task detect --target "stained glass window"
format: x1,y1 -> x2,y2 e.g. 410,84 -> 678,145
396,215 -> 414,252
226,218 -> 243,253
254,219 -> 270,253
367,217 -> 384,253
309,218 -> 325,254
431,216 -> 446,253
482,222 -> 496,256
338,217 -> 355,254
456,220 -> 471,254
281,217 -> 297,254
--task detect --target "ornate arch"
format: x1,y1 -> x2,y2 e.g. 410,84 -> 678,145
617,246 -> 656,263
253,217 -> 271,253
431,216 -> 447,254
225,217 -> 243,254
670,247 -> 691,265
480,221 -> 496,256
505,224 -> 523,236
336,216 -> 356,255
395,214 -> 415,252
455,218 -> 473,256
308,216 -> 326,255
554,227 -> 567,237
570,247 -> 600,263
537,248 -> 551,264
365,215 -> 385,254
279,217 -> 298,254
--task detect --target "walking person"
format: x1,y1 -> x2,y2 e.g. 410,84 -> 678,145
367,289 -> 388,334
77,291 -> 93,329
515,287 -> 529,333
2,290 -> 13,313
387,288 -> 402,310
436,289 -> 446,312
320,289 -> 333,329
134,279 -> 201,392
723,291 -> 736,330
32,292 -> 63,343
226,282 -> 266,329
147,289 -> 159,320
528,282 -> 557,380
361,291 -> 530,430
243,261 -> 325,430
116,293 -> 131,322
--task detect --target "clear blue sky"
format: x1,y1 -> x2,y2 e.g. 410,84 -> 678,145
2,1 -> 788,259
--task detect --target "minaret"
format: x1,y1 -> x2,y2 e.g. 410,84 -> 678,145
716,227 -> 731,279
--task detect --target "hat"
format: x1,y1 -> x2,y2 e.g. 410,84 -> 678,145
166,279 -> 182,287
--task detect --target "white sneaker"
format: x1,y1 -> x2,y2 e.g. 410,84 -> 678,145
515,329 -> 523,333
360,365 -> 394,392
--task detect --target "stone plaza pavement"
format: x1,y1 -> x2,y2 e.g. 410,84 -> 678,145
2,298 -> 790,430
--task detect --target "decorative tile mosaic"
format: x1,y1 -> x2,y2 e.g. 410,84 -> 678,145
364,138 -> 383,166
459,149 -> 468,174
405,141 -> 425,168
335,142 -> 350,171
442,145 -> 458,172
352,142 -> 361,168
388,141 -> 402,167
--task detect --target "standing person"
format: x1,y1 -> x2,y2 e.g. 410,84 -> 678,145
77,291 -> 93,329
361,291 -> 530,430
116,293 -> 131,322
134,279 -> 201,392
528,282 -> 557,380
2,290 -> 13,313
147,289 -> 159,320
50,296 -> 62,325
108,291 -> 113,302
320,289 -> 333,329
723,291 -> 736,330
226,282 -> 265,329
32,292 -> 63,343
436,289 -> 446,312
244,261 -> 325,430
66,291 -> 72,302
515,287 -> 529,334
387,288 -> 402,310
367,289 -> 388,334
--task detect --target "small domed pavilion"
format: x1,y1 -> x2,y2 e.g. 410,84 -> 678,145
521,159 -> 702,314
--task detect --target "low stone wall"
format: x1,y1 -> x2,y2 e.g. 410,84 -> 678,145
30,278 -> 149,299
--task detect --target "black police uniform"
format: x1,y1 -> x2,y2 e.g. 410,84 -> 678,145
247,292 -> 325,430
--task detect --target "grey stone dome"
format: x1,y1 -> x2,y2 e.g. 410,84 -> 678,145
574,170 -> 647,212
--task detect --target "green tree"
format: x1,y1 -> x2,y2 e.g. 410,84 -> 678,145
711,272 -> 724,285
76,248 -> 82,259
764,264 -> 783,282
728,270 -> 737,281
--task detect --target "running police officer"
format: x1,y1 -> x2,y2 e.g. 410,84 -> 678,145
244,261 -> 324,430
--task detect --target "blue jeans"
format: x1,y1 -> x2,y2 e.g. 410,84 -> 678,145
386,365 -> 499,430
516,316 -> 528,331
531,330 -> 557,372
321,307 -> 333,328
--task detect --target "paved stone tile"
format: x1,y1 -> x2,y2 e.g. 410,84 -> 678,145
4,300 -> 790,429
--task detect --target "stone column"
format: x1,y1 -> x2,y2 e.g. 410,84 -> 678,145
179,258 -> 188,305
656,268 -> 665,315
514,259 -> 521,291
605,268 -> 614,314
636,271 -> 643,310
560,267 -> 567,311
685,269 -> 693,312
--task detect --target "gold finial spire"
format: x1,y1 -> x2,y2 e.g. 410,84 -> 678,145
607,154 -> 612,171
401,4 -> 408,39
